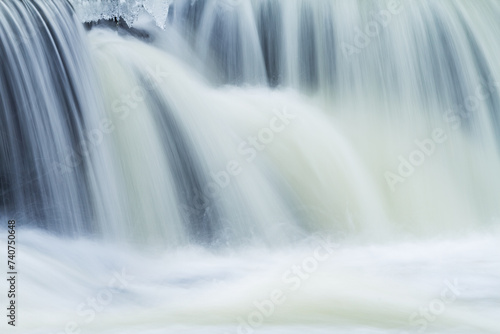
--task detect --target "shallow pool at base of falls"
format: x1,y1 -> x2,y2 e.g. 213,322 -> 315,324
3,228 -> 499,334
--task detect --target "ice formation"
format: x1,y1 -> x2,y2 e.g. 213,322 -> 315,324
69,0 -> 173,28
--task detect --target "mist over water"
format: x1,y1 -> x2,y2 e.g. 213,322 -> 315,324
1,0 -> 499,333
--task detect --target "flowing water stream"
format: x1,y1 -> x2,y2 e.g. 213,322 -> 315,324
0,0 -> 499,333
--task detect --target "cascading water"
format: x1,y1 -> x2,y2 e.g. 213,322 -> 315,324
1,0 -> 499,333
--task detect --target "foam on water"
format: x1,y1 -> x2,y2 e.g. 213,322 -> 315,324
1,1 -> 500,333
1,227 -> 499,333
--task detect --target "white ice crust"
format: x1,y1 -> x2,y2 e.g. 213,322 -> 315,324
69,0 -> 173,28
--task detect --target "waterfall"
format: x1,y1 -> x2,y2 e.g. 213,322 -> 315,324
0,0 -> 121,235
1,0 -> 500,333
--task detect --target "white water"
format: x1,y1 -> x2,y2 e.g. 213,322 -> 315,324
2,229 -> 500,333
1,0 -> 500,333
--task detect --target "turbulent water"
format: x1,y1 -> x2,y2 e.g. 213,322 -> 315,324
1,0 -> 499,333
